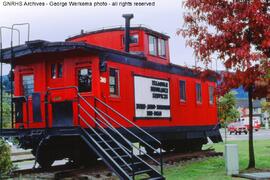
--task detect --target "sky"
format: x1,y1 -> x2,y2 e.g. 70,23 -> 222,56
0,0 -> 221,75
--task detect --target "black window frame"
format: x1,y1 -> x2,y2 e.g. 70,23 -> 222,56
78,68 -> 92,93
109,68 -> 120,96
149,35 -> 158,56
179,80 -> 186,102
51,63 -> 63,79
209,86 -> 214,105
122,33 -> 139,45
57,63 -> 63,78
196,83 -> 202,103
158,38 -> 166,58
51,64 -> 57,79
22,74 -> 34,96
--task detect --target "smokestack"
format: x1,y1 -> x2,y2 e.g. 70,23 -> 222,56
122,14 -> 134,53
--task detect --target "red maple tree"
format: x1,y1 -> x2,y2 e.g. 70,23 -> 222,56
180,0 -> 270,169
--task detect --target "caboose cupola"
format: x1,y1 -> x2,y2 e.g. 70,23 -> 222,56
66,15 -> 170,65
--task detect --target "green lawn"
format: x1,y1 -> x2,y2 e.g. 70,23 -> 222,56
163,140 -> 270,180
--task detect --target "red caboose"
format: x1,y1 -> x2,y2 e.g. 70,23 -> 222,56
0,14 -> 222,180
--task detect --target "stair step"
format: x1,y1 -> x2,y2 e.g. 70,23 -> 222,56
96,141 -> 121,150
132,169 -> 153,176
104,147 -> 127,157
104,147 -> 122,151
96,140 -> 114,144
112,154 -> 130,159
120,161 -> 142,168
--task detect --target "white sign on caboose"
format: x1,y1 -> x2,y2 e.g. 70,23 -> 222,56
134,76 -> 171,118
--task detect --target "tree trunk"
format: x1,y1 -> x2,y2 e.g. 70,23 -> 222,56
247,86 -> 255,169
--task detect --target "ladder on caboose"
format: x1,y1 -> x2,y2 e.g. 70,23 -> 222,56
77,94 -> 165,180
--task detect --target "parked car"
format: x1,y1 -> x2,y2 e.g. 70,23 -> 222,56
240,117 -> 261,131
245,121 -> 261,131
228,122 -> 248,135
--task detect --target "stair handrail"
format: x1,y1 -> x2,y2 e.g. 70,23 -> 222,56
79,127 -> 131,179
79,114 -> 133,172
79,105 -> 132,170
78,103 -> 133,154
78,94 -> 134,149
96,107 -> 158,152
78,94 -> 162,176
94,97 -> 161,145
96,108 -> 161,165
93,97 -> 163,174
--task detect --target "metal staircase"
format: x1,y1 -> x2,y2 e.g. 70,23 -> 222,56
77,94 -> 165,180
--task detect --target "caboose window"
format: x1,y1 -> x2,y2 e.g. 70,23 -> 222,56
158,39 -> 166,58
51,64 -> 57,79
209,86 -> 214,104
78,68 -> 92,92
22,75 -> 34,96
51,63 -> 63,79
123,34 -> 139,45
196,83 -> 202,103
109,68 -> 120,96
179,80 -> 186,102
57,63 -> 63,78
149,35 -> 157,56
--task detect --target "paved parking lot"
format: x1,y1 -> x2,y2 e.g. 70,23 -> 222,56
220,128 -> 270,141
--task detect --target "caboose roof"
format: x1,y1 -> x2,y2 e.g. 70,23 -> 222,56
0,40 -> 146,63
0,40 -> 216,81
66,26 -> 170,41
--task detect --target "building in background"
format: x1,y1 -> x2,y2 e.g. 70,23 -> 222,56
232,88 -> 269,129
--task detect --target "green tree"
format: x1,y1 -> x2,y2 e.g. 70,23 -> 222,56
218,92 -> 240,125
0,139 -> 12,176
261,100 -> 270,115
2,95 -> 11,128
0,92 -> 13,176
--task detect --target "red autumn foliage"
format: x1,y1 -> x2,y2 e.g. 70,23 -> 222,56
179,0 -> 270,98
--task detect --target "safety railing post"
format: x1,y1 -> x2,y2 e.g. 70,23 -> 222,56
160,143 -> 163,175
94,98 -> 97,119
26,97 -> 29,128
131,147 -> 135,180
45,93 -> 49,129
0,26 -> 21,130
78,93 -> 80,126
10,23 -> 30,129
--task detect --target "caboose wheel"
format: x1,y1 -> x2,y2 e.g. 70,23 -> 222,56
70,143 -> 98,167
71,153 -> 98,167
35,147 -> 55,169
33,138 -> 55,169
37,155 -> 54,169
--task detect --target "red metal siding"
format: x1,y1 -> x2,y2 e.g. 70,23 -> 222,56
69,29 -> 170,64
13,52 -> 217,129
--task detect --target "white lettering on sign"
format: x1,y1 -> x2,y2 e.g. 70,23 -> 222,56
134,76 -> 170,118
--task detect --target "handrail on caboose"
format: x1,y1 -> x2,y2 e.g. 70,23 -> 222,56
93,97 -> 163,174
47,86 -> 79,93
95,97 -> 161,145
78,94 -> 163,175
